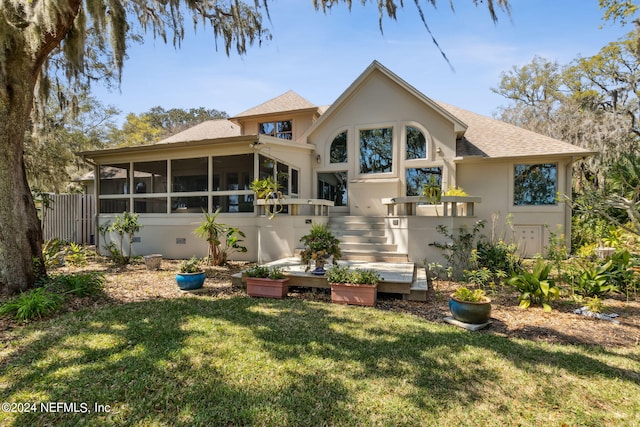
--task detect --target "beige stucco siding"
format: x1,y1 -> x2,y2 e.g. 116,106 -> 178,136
307,72 -> 459,215
457,157 -> 572,257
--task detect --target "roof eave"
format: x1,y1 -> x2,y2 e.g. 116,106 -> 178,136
454,150 -> 597,163
231,106 -> 322,121
78,135 -> 260,160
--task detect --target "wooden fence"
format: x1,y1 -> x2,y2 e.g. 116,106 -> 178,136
42,194 -> 96,245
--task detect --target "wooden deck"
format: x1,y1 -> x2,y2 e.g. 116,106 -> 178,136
232,258 -> 428,301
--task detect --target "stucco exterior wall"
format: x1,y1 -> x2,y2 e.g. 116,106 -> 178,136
98,214 -> 327,263
307,72 -> 458,216
456,158 -> 572,257
238,111 -> 316,143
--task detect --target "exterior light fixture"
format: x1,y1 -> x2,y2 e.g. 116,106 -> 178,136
316,154 -> 321,164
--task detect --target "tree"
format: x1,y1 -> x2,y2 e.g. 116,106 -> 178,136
26,92 -> 119,192
0,0 -> 510,296
107,106 -> 228,146
493,32 -> 640,188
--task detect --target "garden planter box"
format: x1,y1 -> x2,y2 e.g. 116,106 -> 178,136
330,283 -> 377,307
449,296 -> 492,324
246,277 -> 289,299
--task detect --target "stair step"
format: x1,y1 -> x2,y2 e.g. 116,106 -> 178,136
338,235 -> 388,244
329,222 -> 386,230
340,242 -> 398,252
329,216 -> 387,223
331,229 -> 387,238
340,251 -> 409,263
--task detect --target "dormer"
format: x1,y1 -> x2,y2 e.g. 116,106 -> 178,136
230,90 -> 324,142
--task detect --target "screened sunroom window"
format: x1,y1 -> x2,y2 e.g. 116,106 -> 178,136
359,127 -> 393,174
172,157 -> 208,192
133,160 -> 167,194
406,126 -> 427,159
513,163 -> 557,206
99,163 -> 129,195
330,131 -> 347,163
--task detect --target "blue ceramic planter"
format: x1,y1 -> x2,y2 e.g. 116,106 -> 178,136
449,296 -> 492,324
176,272 -> 206,290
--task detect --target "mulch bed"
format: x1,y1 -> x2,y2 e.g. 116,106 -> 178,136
2,259 -> 639,349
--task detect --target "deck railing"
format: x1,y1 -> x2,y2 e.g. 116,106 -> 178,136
382,196 -> 481,217
255,198 -> 334,216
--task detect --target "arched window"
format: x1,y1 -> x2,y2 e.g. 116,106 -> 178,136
406,126 -> 427,159
330,131 -> 347,163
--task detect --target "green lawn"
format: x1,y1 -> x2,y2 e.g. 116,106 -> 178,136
1,296 -> 639,426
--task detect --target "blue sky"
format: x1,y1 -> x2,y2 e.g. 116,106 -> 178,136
93,0 -> 632,121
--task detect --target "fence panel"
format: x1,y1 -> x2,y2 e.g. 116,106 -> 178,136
42,194 -> 95,245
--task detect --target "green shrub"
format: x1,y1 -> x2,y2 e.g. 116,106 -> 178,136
326,265 -> 380,285
64,242 -> 89,267
429,221 -> 486,280
452,287 -> 487,302
244,265 -> 285,280
351,269 -> 381,285
570,261 -> 619,297
587,296 -> 604,313
326,264 -> 352,284
179,257 -> 203,273
53,271 -> 105,297
0,288 -> 63,322
42,238 -> 67,269
507,259 -> 560,312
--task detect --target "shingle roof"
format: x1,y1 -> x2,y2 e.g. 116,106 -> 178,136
156,120 -> 241,143
436,102 -> 594,159
233,90 -> 317,118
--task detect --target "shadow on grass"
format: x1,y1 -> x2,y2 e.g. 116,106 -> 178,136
1,296 -> 638,426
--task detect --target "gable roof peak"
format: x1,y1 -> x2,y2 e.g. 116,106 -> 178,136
232,90 -> 317,118
302,60 -> 467,140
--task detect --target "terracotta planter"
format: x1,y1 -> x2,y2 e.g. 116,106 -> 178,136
330,283 -> 377,307
246,277 -> 290,299
449,296 -> 492,324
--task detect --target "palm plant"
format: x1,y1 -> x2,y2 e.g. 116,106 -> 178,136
194,209 -> 247,266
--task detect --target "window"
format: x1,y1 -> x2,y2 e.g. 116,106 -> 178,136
514,163 -> 557,206
330,131 -> 347,163
259,120 -> 292,140
406,126 -> 427,159
318,172 -> 347,206
99,163 -> 129,195
359,127 -> 393,174
212,154 -> 254,213
406,167 -> 442,197
291,169 -> 299,196
133,161 -> 167,194
100,199 -> 129,214
259,155 -> 275,179
172,157 -> 208,192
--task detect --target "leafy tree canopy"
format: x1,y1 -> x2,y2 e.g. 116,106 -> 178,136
0,0 -> 511,295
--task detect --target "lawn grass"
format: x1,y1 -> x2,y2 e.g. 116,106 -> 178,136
1,295 -> 639,426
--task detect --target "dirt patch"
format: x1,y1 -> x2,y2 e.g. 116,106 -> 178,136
2,259 -> 639,348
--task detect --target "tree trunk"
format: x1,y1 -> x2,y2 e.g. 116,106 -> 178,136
0,58 -> 45,296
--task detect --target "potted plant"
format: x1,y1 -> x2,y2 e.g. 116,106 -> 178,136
176,256 -> 206,290
250,177 -> 284,218
327,264 -> 380,307
449,286 -> 492,324
244,265 -> 289,299
299,223 -> 342,274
